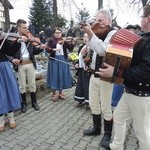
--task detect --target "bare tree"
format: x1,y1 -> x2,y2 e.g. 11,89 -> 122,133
53,0 -> 58,27
120,0 -> 149,9
129,0 -> 149,6
98,0 -> 103,10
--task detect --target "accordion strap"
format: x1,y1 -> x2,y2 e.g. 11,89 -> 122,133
111,55 -> 122,83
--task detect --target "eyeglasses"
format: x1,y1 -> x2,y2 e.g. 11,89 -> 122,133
55,32 -> 61,34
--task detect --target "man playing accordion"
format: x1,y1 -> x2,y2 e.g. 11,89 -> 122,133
96,4 -> 150,150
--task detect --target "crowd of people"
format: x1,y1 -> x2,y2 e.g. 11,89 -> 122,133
0,4 -> 150,150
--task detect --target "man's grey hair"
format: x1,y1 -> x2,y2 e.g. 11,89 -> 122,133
96,9 -> 112,21
143,4 -> 150,17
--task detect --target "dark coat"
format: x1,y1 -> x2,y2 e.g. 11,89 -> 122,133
122,32 -> 150,92
0,39 -> 21,61
46,38 -> 74,60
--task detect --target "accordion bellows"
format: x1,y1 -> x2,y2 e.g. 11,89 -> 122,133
101,29 -> 142,84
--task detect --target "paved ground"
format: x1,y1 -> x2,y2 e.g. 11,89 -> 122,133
0,83 -> 139,150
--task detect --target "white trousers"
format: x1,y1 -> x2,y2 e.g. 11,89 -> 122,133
17,64 -> 36,93
89,75 -> 113,120
110,92 -> 150,150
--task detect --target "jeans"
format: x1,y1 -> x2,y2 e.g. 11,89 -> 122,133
111,84 -> 125,107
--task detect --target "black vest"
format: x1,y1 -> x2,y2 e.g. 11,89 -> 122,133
94,26 -> 114,77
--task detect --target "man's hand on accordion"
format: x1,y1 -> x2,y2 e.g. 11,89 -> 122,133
95,63 -> 114,78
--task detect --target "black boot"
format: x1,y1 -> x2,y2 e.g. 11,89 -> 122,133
100,119 -> 113,150
30,92 -> 40,111
21,93 -> 27,113
83,114 -> 101,136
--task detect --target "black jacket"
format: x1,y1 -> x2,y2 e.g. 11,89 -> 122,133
0,39 -> 21,61
122,32 -> 150,92
9,42 -> 43,71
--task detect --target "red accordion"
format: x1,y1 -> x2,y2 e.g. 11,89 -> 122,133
101,29 -> 142,84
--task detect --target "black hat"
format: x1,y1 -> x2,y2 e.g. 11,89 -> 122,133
135,24 -> 141,30
125,25 -> 136,30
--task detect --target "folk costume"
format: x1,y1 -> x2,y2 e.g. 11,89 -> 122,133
74,44 -> 90,106
83,24 -> 116,149
0,37 -> 21,131
10,41 -> 43,113
46,37 -> 74,100
83,27 -> 115,124
110,32 -> 150,150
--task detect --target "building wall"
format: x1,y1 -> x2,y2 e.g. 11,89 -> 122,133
0,1 -> 5,30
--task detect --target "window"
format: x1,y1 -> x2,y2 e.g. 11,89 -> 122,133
0,22 -> 5,30
0,10 -> 4,17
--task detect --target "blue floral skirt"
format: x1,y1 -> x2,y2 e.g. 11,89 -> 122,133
0,61 -> 21,115
47,55 -> 72,91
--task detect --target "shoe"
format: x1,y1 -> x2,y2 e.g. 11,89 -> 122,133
30,92 -> 40,110
83,114 -> 101,136
100,133 -> 111,150
83,126 -> 101,136
0,125 -> 5,132
51,94 -> 58,101
58,93 -> 65,100
84,102 -> 89,107
21,103 -> 27,113
84,102 -> 90,109
0,115 -> 5,132
7,112 -> 17,129
76,102 -> 85,107
32,102 -> 40,111
100,120 -> 113,150
21,93 -> 27,113
9,121 -> 17,129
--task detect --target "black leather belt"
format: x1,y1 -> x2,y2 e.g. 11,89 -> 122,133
126,88 -> 150,97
